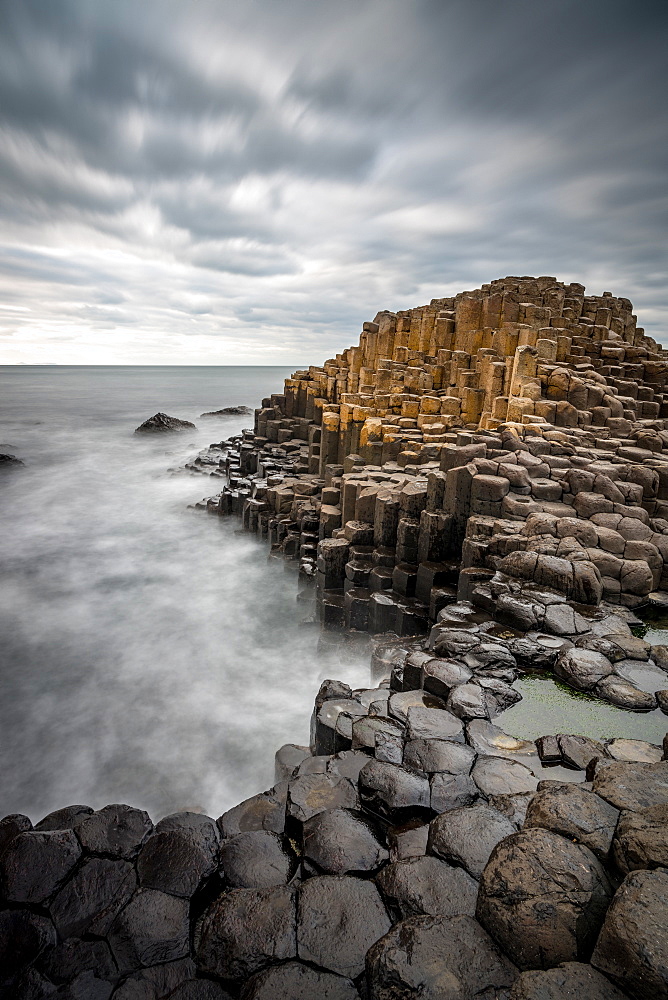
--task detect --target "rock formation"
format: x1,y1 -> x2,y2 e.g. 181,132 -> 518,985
135,413 -> 196,433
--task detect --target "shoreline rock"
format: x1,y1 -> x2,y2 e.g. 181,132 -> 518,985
135,412 -> 197,434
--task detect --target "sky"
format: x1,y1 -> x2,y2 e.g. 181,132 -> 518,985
0,0 -> 666,365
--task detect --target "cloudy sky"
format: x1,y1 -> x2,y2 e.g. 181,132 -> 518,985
0,0 -> 666,364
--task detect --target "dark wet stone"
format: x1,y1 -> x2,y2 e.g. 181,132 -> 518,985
389,691 -> 447,725
431,628 -> 481,658
137,828 -> 217,897
388,819 -> 430,861
446,683 -> 490,721
366,913 -> 518,1000
34,805 -> 93,832
0,909 -> 56,981
219,830 -> 297,887
168,982 -> 234,1000
375,855 -> 478,918
428,803 -> 515,879
403,737 -> 475,774
315,678 -> 353,711
405,706 -> 464,742
536,735 -> 561,764
477,828 -> 613,969
49,857 -> 136,938
303,808 -> 388,875
592,869 -> 668,999
0,813 -> 32,856
489,791 -> 535,829
135,412 -> 196,433
596,675 -> 657,711
74,804 -> 153,859
612,804 -> 668,872
606,738 -> 663,764
275,744 -> 311,783
5,967 -> 57,999
430,771 -> 479,812
297,875 -> 390,980
358,759 -> 430,820
107,887 -> 190,974
240,961 -> 359,1000
111,959 -> 196,1000
524,784 -> 619,860
558,734 -> 609,771
56,970 -> 114,999
196,885 -> 296,981
592,760 -> 668,811
466,719 -> 538,759
217,782 -> 288,837
200,406 -> 252,417
328,750 -> 373,782
156,811 -> 220,853
422,657 -> 473,699
0,829 -> 81,904
555,649 -> 614,691
508,962 -> 630,1000
0,453 -> 23,467
37,937 -> 117,986
287,774 -> 358,829
472,755 -> 538,797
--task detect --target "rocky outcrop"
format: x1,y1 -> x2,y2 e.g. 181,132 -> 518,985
135,412 -> 196,433
200,406 -> 253,417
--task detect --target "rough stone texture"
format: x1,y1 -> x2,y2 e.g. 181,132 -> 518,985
477,827 -> 613,969
135,412 -> 196,433
111,959 -> 196,999
302,808 -> 388,875
592,761 -> 668,811
472,755 -> 539,796
168,983 -> 234,1000
375,855 -> 478,918
49,857 -> 137,937
0,909 -> 56,982
366,913 -> 518,1000
358,760 -> 431,819
196,885 -> 296,981
428,803 -> 515,879
74,804 -> 153,859
35,805 -> 94,832
524,784 -> 620,860
218,783 -> 288,837
240,962 -> 359,1000
297,875 -> 391,979
555,649 -> 614,691
612,804 -> 668,872
0,829 -> 81,904
508,962 -> 630,1000
219,830 -> 297,887
137,828 -> 217,897
107,887 -> 190,973
591,869 -> 668,999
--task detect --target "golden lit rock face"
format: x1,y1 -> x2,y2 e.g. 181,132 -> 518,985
277,276 -> 665,476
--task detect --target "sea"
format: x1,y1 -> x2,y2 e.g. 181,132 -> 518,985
0,366 -> 368,823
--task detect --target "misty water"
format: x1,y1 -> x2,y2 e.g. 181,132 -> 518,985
0,366 -> 369,823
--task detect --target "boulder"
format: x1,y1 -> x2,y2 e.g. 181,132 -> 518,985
430,772 -> 479,812
219,830 -> 296,888
200,407 -> 252,417
302,808 -> 388,876
0,909 -> 56,981
107,887 -> 189,973
168,983 -> 234,1000
35,805 -> 94,832
110,958 -> 195,999
375,855 -> 478,918
405,706 -> 464,742
558,734 -> 608,771
596,675 -> 656,711
612,804 -> 668,872
508,962 -> 630,999
74,804 -> 153,859
134,412 -> 196,433
591,869 -> 668,999
366,913 -> 518,1000
217,782 -> 288,837
196,885 -> 296,981
524,784 -> 619,860
240,962 -> 358,1000
358,760 -> 431,820
477,828 -> 613,969
402,737 -> 475,775
0,829 -> 81,904
36,937 -> 117,986
555,649 -> 614,691
0,813 -> 32,856
297,875 -> 391,979
137,828 -> 217,897
592,760 -> 668,811
428,803 -> 515,879
472,756 -> 539,796
287,774 -> 358,830
49,857 -> 136,938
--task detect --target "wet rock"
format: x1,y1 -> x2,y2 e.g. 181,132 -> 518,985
35,805 -> 93,832
200,406 -> 252,417
606,738 -> 663,763
49,857 -> 136,938
446,682 -> 490,721
375,855 -> 478,918
472,755 -> 539,797
328,749 -> 373,782
107,887 -> 190,973
366,913 -> 518,1000
302,808 -> 388,875
388,691 -> 446,725
155,811 -> 220,855
37,937 -> 117,986
74,804 -> 153,859
168,982 -> 234,1000
219,830 -> 297,887
287,773 -> 358,831
6,967 -> 57,998
387,819 -> 430,861
0,813 -> 32,856
0,909 -> 56,981
57,970 -> 114,999
524,784 -> 619,860
592,760 -> 668,811
196,885 -> 296,981
430,772 -> 479,812
489,791 -> 535,829
240,961 -> 358,1000
596,675 -> 657,711
137,828 -> 217,897
555,649 -> 614,691
358,759 -> 431,820
111,959 -> 196,1000
428,803 -> 515,879
591,868 -> 668,999
0,829 -> 81,903
405,705 -> 464,742
612,804 -> 668,872
422,657 -> 473,698
134,412 -> 196,433
275,744 -> 312,782
477,828 -> 613,969
558,734 -> 609,771
508,962 -> 630,1000
0,453 -> 24,467
466,719 -> 538,759
296,875 -> 390,981
403,737 -> 475,774
218,782 -> 288,837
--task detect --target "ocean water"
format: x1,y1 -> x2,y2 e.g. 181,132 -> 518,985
0,366 -> 368,822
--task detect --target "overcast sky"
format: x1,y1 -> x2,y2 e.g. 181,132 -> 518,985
0,0 -> 666,364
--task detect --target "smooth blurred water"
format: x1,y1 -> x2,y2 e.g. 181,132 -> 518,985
0,367 -> 368,822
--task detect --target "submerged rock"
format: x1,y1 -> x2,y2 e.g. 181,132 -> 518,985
134,412 -> 196,433
200,406 -> 253,417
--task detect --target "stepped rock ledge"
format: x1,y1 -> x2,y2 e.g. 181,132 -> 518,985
4,276 -> 668,999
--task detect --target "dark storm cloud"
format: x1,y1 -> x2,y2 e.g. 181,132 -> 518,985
0,0 -> 665,362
